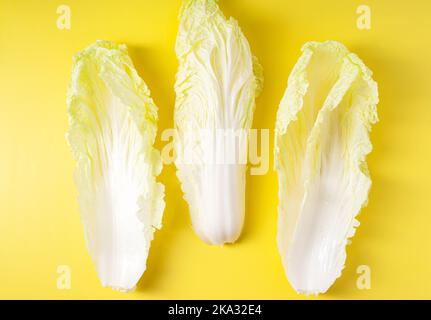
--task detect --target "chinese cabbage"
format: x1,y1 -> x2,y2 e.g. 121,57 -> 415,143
275,41 -> 378,294
66,41 -> 165,291
174,0 -> 263,245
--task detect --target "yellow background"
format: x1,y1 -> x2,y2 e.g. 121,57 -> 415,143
0,0 -> 430,299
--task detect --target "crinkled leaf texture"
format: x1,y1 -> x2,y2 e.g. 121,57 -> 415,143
174,0 -> 263,245
66,41 -> 165,291
275,41 -> 378,294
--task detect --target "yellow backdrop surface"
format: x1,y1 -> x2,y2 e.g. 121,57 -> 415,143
0,0 -> 430,299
